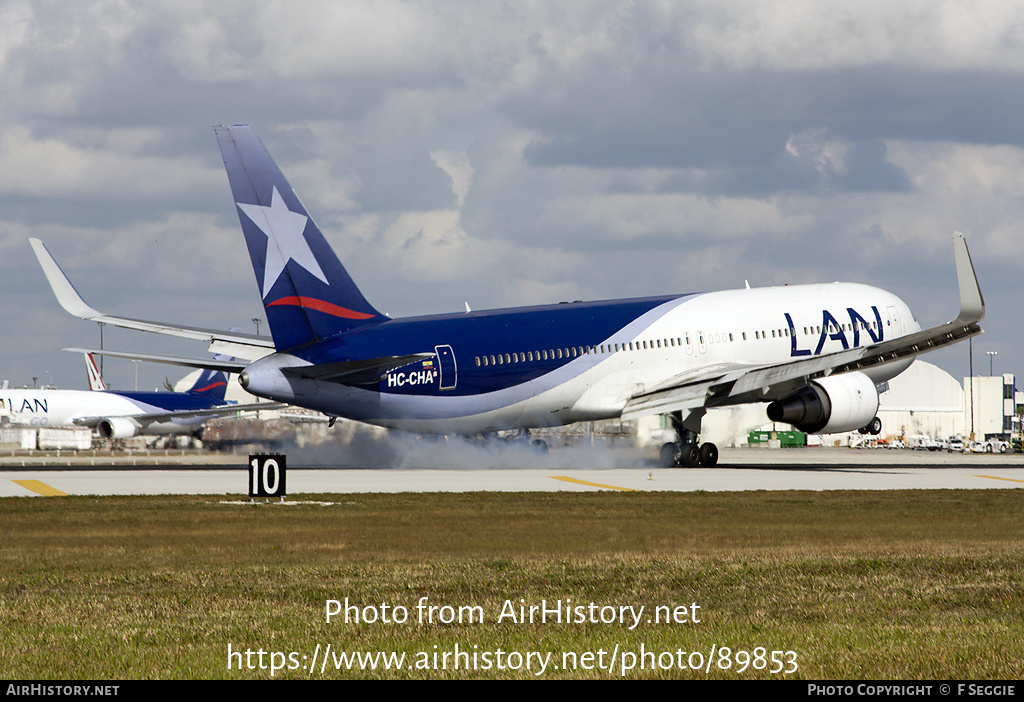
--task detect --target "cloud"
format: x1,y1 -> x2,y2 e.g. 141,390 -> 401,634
687,1 -> 1024,71
2,0 -> 1024,391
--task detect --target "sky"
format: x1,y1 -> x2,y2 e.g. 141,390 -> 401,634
1,0 -> 1022,393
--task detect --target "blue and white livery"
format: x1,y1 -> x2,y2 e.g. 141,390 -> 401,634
1,352 -> 270,440
31,126 -> 985,465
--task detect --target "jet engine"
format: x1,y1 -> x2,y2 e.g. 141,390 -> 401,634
766,372 -> 880,434
97,417 -> 140,439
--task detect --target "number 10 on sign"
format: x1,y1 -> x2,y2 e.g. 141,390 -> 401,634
249,454 -> 286,498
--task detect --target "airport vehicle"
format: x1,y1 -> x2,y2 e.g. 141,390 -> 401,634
912,436 -> 946,451
0,354 -> 272,440
30,125 -> 985,466
982,437 -> 1011,453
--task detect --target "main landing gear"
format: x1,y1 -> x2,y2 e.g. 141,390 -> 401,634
505,428 -> 549,454
660,410 -> 719,468
660,441 -> 718,467
857,417 -> 882,435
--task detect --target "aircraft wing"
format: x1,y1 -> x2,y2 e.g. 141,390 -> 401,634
71,401 -> 286,429
621,232 -> 984,420
30,238 -> 274,361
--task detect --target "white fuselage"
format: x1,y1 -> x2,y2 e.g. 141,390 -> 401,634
241,282 -> 921,434
0,389 -> 205,435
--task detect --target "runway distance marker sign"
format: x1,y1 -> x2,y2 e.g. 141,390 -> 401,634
249,453 -> 287,498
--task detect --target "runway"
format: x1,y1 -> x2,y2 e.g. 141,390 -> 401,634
3,447 -> 1024,496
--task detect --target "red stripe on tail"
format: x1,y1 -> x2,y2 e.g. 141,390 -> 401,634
268,296 -> 377,320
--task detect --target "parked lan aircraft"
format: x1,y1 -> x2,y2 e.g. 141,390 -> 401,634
0,351 -> 271,440
30,125 -> 984,466
84,352 -> 107,391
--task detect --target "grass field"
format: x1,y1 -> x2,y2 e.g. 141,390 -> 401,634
1,489 -> 1022,679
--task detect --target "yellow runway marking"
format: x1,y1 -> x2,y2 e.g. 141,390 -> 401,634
13,480 -> 68,496
975,475 -> 1024,484
549,476 -> 637,492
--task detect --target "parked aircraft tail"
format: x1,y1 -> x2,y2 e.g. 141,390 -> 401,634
215,125 -> 385,351
185,363 -> 230,401
84,353 -> 107,391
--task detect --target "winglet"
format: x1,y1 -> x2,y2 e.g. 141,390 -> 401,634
29,238 -> 103,320
952,232 -> 984,324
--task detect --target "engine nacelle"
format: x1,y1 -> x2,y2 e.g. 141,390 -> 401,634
766,372 -> 880,434
96,417 -> 140,439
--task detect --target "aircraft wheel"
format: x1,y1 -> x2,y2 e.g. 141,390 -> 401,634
700,442 -> 719,467
868,417 -> 882,435
680,443 -> 701,467
530,439 -> 548,455
660,442 -> 679,468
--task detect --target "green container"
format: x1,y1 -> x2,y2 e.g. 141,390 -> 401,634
747,429 -> 806,447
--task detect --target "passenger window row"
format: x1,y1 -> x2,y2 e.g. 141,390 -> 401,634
473,333 -> 737,367
471,318 -> 880,366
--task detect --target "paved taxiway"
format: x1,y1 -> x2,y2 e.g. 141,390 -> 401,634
2,447 -> 1024,496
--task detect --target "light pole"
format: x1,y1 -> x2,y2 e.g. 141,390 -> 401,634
98,321 -> 104,379
987,350 -> 998,376
969,337 -> 974,441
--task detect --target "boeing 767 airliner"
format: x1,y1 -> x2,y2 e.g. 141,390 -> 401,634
30,125 -> 984,466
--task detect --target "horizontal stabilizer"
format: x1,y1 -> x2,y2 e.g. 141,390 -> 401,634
64,348 -> 249,374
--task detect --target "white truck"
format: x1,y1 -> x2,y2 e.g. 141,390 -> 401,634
981,437 -> 1011,453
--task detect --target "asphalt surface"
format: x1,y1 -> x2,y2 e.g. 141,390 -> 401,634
2,446 -> 1024,496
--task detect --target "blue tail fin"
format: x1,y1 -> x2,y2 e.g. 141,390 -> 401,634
187,366 -> 230,401
215,125 -> 385,351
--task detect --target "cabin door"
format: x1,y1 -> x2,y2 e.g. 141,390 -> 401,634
434,345 -> 457,391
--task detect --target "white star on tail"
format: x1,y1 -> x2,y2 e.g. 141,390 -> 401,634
237,186 -> 328,297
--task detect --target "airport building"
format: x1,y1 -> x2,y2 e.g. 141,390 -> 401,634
963,374 -> 1017,439
876,360 -> 967,443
